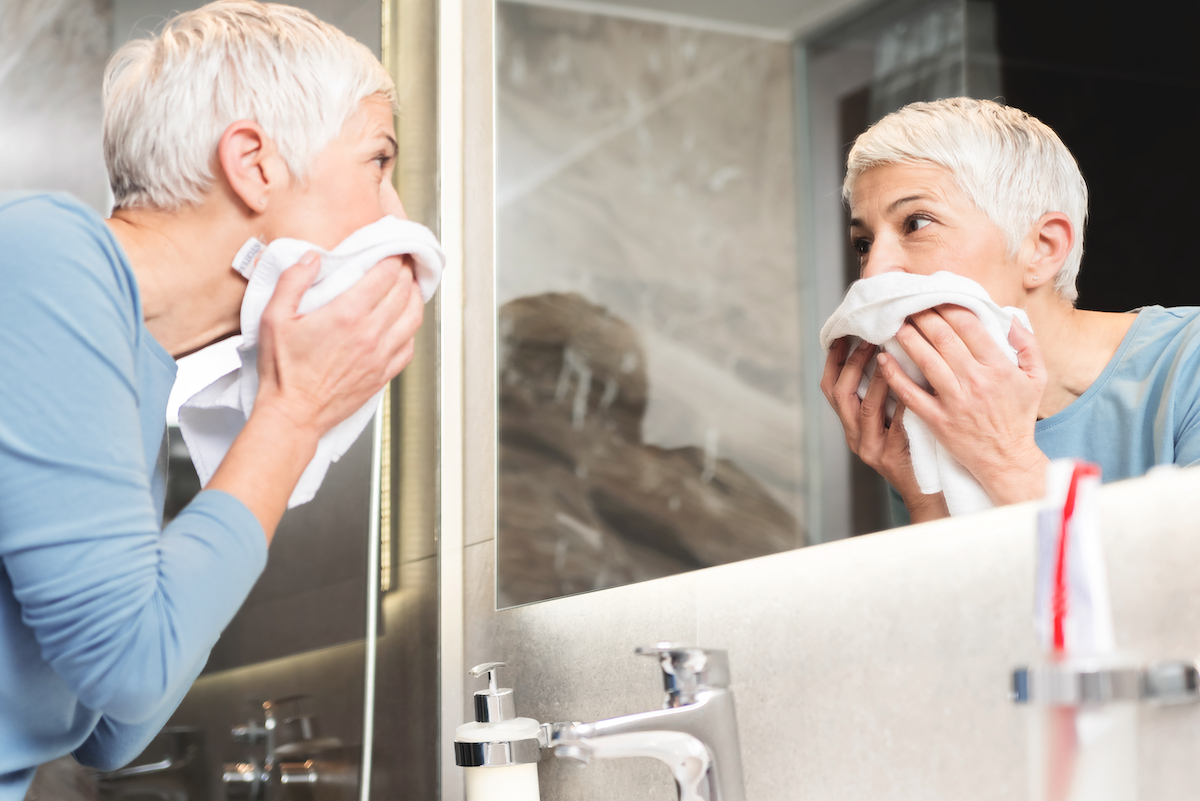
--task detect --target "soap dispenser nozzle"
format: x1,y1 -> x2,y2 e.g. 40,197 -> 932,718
469,661 -> 517,723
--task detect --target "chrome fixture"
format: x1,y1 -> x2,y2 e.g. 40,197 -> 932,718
1012,659 -> 1200,705
545,643 -> 745,801
95,726 -> 205,801
222,696 -> 345,800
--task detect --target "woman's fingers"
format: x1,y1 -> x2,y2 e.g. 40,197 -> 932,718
835,340 -> 875,397
854,357 -> 893,460
265,251 -> 322,318
330,255 -> 407,320
935,305 -> 1010,367
1009,318 -> 1048,387
877,351 -> 940,424
820,337 -> 850,399
904,308 -> 981,377
894,317 -> 963,399
379,278 -> 425,362
858,358 -> 890,430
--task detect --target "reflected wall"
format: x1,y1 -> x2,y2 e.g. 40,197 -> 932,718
496,3 -> 807,607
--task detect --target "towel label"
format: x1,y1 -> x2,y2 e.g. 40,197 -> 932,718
231,237 -> 265,278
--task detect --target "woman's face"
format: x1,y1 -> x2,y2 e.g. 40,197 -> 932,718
265,95 -> 405,248
848,161 -> 1025,307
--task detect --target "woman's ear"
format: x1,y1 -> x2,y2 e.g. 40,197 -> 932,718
1023,212 -> 1074,291
216,120 -> 284,215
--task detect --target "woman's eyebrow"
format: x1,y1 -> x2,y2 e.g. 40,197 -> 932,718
887,194 -> 931,213
847,193 -> 935,228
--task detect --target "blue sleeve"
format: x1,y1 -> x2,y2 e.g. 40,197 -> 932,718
0,197 -> 266,747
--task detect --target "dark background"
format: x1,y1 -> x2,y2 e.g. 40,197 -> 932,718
993,0 -> 1200,311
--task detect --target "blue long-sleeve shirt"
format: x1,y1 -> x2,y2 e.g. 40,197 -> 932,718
0,193 -> 267,798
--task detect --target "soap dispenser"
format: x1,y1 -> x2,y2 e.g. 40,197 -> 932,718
454,662 -> 541,801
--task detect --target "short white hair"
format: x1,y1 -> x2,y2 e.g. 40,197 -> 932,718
843,98 -> 1088,302
103,0 -> 397,210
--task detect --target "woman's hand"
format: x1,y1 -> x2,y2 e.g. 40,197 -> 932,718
254,251 -> 424,439
877,305 -> 1049,506
821,337 -> 948,522
206,251 -> 424,541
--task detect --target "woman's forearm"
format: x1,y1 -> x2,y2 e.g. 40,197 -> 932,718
205,403 -> 320,543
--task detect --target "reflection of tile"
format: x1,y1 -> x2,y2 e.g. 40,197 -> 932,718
173,641 -> 367,776
496,3 -> 805,561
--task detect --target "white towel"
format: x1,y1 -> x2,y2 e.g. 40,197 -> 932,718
179,215 -> 445,508
818,271 -> 1032,516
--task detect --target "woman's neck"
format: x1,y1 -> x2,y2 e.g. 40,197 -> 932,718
105,203 -> 251,358
1024,289 -> 1137,420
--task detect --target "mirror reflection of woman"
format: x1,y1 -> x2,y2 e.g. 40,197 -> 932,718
0,2 -> 423,791
823,98 -> 1200,523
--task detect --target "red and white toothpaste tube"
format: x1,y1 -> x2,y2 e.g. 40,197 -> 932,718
1030,459 -> 1132,801
1034,459 -> 1114,657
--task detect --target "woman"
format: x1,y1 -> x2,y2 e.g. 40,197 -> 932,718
0,2 -> 423,791
822,98 -> 1200,523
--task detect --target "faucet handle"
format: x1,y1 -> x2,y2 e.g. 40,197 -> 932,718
635,643 -> 731,704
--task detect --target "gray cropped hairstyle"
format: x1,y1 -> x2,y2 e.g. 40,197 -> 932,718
103,0 -> 397,210
843,98 -> 1088,302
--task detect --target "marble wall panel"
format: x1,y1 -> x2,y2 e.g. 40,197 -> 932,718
0,0 -> 111,213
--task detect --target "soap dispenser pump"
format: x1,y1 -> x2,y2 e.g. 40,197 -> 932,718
454,662 -> 541,801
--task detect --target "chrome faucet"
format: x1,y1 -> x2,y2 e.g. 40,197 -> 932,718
223,695 -> 344,800
546,643 -> 745,801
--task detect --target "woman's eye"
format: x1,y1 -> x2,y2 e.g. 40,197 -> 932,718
852,237 -> 871,255
906,216 -> 931,232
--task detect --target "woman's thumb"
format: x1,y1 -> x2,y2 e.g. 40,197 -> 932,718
1009,318 -> 1044,378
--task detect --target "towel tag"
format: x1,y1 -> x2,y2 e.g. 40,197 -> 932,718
231,237 -> 265,279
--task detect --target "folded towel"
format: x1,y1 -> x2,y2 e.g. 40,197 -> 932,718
819,271 -> 1031,516
179,215 -> 445,508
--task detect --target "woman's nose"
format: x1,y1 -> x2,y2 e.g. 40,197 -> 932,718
860,232 -> 906,279
381,179 -> 408,220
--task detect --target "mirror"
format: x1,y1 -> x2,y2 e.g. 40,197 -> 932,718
5,0 -> 440,797
494,0 -> 1200,607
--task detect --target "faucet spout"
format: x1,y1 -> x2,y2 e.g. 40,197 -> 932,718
548,671 -> 744,801
554,727 -> 710,801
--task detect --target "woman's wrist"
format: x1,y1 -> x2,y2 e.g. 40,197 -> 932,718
205,402 -> 321,543
246,395 -> 324,450
905,490 -> 949,523
976,444 -> 1049,507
